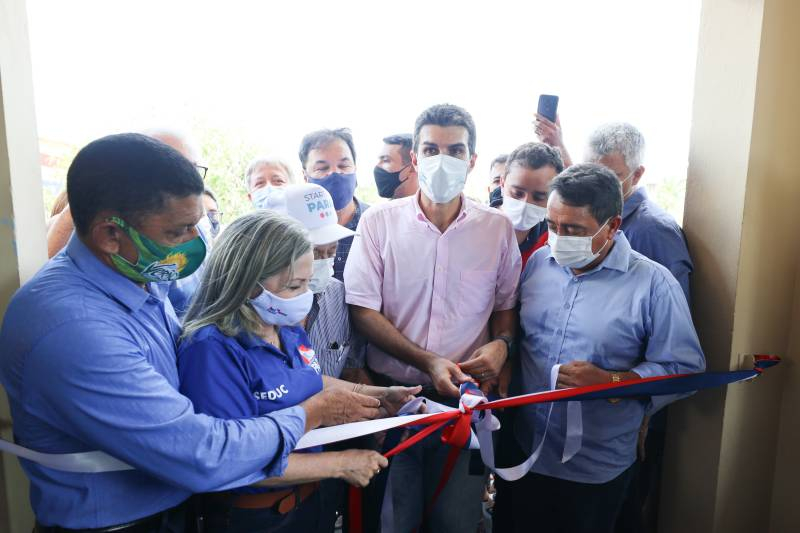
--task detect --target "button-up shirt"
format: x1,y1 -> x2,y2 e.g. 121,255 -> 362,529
0,236 -> 305,528
622,188 -> 693,301
344,192 -> 521,385
334,197 -> 369,281
516,231 -> 705,484
306,278 -> 365,377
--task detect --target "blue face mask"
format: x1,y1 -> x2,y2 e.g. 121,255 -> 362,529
309,172 -> 356,211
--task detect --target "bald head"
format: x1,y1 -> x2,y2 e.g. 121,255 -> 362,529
142,128 -> 200,164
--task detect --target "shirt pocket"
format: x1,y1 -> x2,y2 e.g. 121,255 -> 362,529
320,345 -> 347,363
458,270 -> 497,315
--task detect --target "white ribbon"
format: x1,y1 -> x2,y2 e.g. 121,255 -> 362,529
0,437 -> 132,473
0,364 -> 582,475
475,364 -> 582,481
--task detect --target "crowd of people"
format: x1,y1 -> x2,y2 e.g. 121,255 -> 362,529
0,102 -> 706,533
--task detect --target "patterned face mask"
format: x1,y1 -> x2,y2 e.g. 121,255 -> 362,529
108,216 -> 207,283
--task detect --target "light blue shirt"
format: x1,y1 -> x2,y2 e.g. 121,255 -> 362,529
622,188 -> 693,302
0,235 -> 306,528
516,231 -> 705,484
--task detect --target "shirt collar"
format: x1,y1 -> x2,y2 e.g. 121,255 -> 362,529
547,230 -> 632,275
411,191 -> 469,228
66,233 -> 165,312
622,187 -> 648,220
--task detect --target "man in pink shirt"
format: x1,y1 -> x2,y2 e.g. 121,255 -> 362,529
345,104 -> 521,532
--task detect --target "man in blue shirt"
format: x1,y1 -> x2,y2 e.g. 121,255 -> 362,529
586,122 -> 694,532
586,122 -> 693,302
506,164 -> 705,533
0,133 -> 380,532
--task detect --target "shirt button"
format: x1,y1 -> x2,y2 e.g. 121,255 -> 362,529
563,303 -> 570,309
556,329 -> 562,335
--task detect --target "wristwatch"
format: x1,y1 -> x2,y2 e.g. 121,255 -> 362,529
608,373 -> 622,404
492,335 -> 516,356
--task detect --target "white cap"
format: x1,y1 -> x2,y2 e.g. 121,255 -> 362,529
276,183 -> 355,245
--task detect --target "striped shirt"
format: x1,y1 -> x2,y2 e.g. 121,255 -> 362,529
306,278 -> 365,377
333,198 -> 369,281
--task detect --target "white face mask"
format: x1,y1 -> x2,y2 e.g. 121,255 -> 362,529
620,169 -> 636,199
249,283 -> 313,326
548,219 -> 612,269
252,185 -> 286,211
503,195 -> 547,231
308,257 -> 335,294
418,154 -> 469,204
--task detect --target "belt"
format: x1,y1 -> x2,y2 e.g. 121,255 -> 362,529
207,482 -> 319,514
35,504 -> 183,533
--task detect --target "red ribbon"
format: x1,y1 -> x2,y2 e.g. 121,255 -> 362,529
347,355 -> 781,533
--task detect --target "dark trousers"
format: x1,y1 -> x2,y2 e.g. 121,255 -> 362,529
614,423 -> 667,533
494,465 -> 636,533
198,491 -> 321,533
35,504 -> 186,533
315,434 -> 387,533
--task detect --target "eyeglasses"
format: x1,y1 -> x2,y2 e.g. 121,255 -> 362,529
207,210 -> 223,224
196,165 -> 208,179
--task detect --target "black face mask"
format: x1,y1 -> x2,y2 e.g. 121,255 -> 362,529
374,164 -> 410,199
489,185 -> 503,205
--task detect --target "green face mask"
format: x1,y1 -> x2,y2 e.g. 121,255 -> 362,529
108,216 -> 207,283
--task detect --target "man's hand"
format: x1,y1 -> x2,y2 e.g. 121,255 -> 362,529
556,361 -> 611,389
534,113 -> 573,167
426,357 -> 472,397
459,340 -> 508,383
376,385 -> 422,417
301,389 -> 381,430
497,360 -> 513,398
334,450 -> 388,487
534,113 -> 565,147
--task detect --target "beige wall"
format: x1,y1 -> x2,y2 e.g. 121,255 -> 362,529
0,0 -> 47,531
661,0 -> 800,532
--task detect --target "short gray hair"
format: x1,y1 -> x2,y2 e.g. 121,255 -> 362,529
244,156 -> 295,190
585,122 -> 645,172
182,210 -> 311,340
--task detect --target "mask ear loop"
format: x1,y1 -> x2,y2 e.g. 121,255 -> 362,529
396,163 -> 413,186
621,169 -> 637,200
590,218 -> 614,257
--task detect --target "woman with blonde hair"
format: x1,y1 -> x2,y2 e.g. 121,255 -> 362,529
178,210 -> 418,532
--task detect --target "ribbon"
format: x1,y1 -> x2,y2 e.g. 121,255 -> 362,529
0,438 -> 132,473
0,355 -> 781,477
348,355 -> 780,533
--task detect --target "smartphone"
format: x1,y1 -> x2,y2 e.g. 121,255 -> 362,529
537,94 -> 559,123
